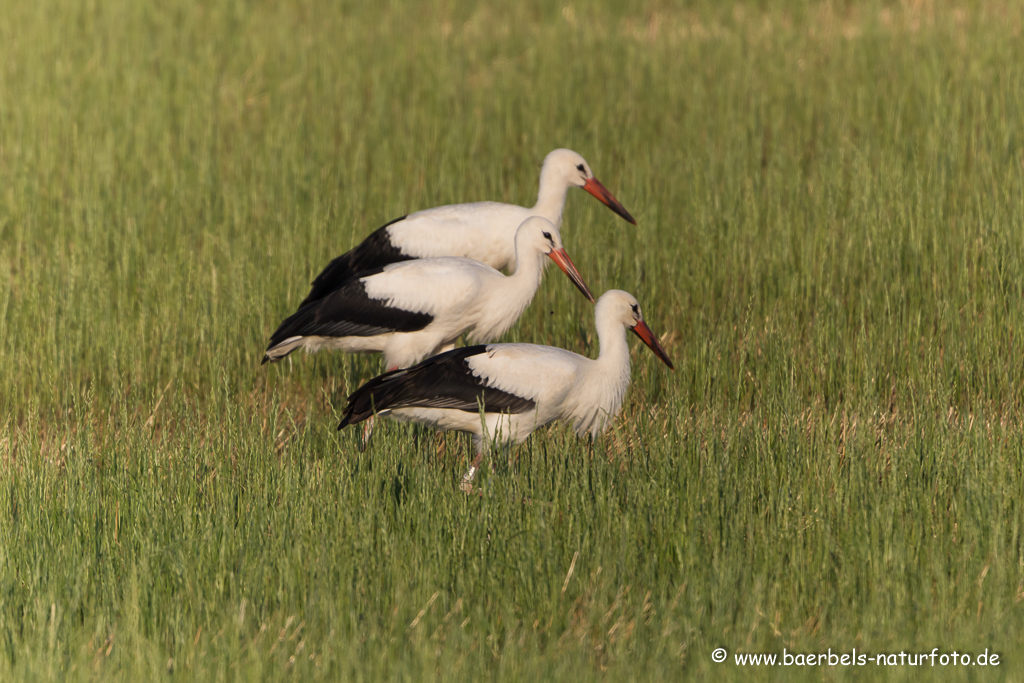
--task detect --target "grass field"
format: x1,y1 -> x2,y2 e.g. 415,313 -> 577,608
2,0 -> 1024,679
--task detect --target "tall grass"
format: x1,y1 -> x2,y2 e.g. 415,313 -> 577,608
2,0 -> 1023,679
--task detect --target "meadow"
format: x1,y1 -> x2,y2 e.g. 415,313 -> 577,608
2,0 -> 1023,679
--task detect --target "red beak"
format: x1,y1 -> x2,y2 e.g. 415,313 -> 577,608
582,177 -> 636,225
630,319 -> 674,370
548,248 -> 595,303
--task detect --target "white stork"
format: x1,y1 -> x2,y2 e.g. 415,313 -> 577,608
297,149 -> 634,308
263,217 -> 594,369
337,290 -> 674,490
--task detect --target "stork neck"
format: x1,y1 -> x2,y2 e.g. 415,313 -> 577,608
506,241 -> 547,300
473,244 -> 547,343
594,313 -> 632,378
532,173 -> 569,226
565,309 -> 632,438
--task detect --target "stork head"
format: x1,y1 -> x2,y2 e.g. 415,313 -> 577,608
540,149 -> 636,225
515,217 -> 595,303
596,290 -> 674,370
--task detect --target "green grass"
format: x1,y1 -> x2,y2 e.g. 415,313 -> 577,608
2,0 -> 1024,679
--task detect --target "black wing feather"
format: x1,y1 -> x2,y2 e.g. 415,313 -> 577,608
267,277 -> 433,352
339,346 -> 536,428
299,216 -> 411,308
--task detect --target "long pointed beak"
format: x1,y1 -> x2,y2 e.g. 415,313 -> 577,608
630,319 -> 674,370
582,177 -> 636,225
548,248 -> 595,303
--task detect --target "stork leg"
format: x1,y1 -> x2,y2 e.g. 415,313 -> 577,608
358,417 -> 376,452
459,448 -> 485,494
460,421 -> 514,493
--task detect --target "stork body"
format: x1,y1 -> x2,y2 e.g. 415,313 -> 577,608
263,217 -> 593,369
338,290 -> 674,489
299,149 -> 634,307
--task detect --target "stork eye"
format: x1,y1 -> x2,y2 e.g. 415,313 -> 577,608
630,304 -> 639,315
575,163 -> 585,172
542,231 -> 553,241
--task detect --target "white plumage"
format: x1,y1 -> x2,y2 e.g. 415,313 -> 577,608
297,149 -> 634,307
263,217 -> 594,370
338,290 -> 674,489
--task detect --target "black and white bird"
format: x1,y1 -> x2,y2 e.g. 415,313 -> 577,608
263,217 -> 594,370
337,290 -> 674,489
297,149 -> 634,308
